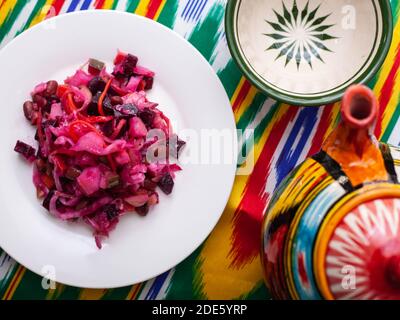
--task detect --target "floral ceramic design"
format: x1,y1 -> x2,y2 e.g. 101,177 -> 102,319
264,1 -> 337,69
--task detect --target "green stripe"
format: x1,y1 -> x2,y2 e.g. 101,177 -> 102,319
165,247 -> 203,300
217,60 -> 243,99
188,2 -> 224,62
110,0 -> 119,10
126,0 -> 140,12
56,285 -> 82,300
0,0 -> 26,44
15,0 -> 47,37
239,101 -> 279,162
11,270 -> 47,300
238,281 -> 270,300
102,286 -> 133,300
236,93 -> 267,132
157,0 -> 178,28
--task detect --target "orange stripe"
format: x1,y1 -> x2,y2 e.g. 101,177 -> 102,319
126,283 -> 142,300
2,266 -> 26,300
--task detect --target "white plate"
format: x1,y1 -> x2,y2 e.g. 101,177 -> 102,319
0,10 -> 236,288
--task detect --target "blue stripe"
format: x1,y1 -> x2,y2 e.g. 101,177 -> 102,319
67,0 -> 81,12
291,182 -> 346,300
195,0 -> 208,21
181,0 -> 192,17
183,0 -> 196,20
80,0 -> 92,10
188,0 -> 200,21
144,271 -> 169,300
276,108 -> 319,186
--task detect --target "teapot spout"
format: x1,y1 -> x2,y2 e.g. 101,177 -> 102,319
341,84 -> 379,131
321,85 -> 388,186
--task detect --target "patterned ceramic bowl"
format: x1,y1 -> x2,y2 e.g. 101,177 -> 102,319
225,0 -> 393,106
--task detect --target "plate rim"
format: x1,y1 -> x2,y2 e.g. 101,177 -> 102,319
225,0 -> 393,106
0,9 -> 238,288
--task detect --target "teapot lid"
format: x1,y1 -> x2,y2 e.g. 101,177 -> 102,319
314,184 -> 400,299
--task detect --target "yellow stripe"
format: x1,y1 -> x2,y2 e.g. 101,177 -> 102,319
79,288 -> 108,300
154,0 -> 167,21
378,19 -> 400,137
2,266 -> 26,300
102,0 -> 115,10
230,77 -> 246,106
196,104 -> 291,299
134,0 -> 150,16
324,102 -> 340,141
234,86 -> 258,122
373,19 -> 400,96
45,283 -> 65,300
0,0 -> 17,25
380,78 -> 400,139
126,283 -> 141,300
28,0 -> 54,28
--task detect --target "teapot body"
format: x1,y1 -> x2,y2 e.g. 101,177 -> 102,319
261,85 -> 400,300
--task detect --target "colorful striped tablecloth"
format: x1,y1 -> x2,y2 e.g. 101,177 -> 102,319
0,0 -> 399,300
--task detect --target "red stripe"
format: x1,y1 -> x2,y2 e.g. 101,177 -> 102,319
46,0 -> 65,17
307,104 -> 334,156
232,80 -> 251,112
3,267 -> 23,300
146,0 -> 163,19
229,108 -> 298,267
94,0 -> 106,9
375,42 -> 400,137
129,285 -> 141,300
0,0 -> 6,11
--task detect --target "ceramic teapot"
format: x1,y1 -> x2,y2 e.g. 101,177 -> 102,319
261,85 -> 400,300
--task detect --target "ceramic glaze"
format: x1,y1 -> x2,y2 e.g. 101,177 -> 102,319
225,0 -> 393,105
261,85 -> 400,300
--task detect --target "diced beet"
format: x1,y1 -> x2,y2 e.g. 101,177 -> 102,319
136,203 -> 149,216
110,96 -> 123,106
14,140 -> 36,162
103,95 -> 113,115
101,119 -> 115,137
158,173 -> 174,195
88,76 -> 106,95
115,103 -> 138,117
87,92 -> 102,115
42,189 -> 55,210
103,204 -> 119,220
144,77 -> 154,90
143,179 -> 157,190
138,108 -> 155,126
126,54 -> 138,66
88,58 -> 105,75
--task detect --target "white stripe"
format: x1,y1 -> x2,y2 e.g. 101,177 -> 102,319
137,277 -> 156,300
264,110 -> 302,206
155,269 -> 175,300
0,0 -> 37,49
0,252 -> 17,285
